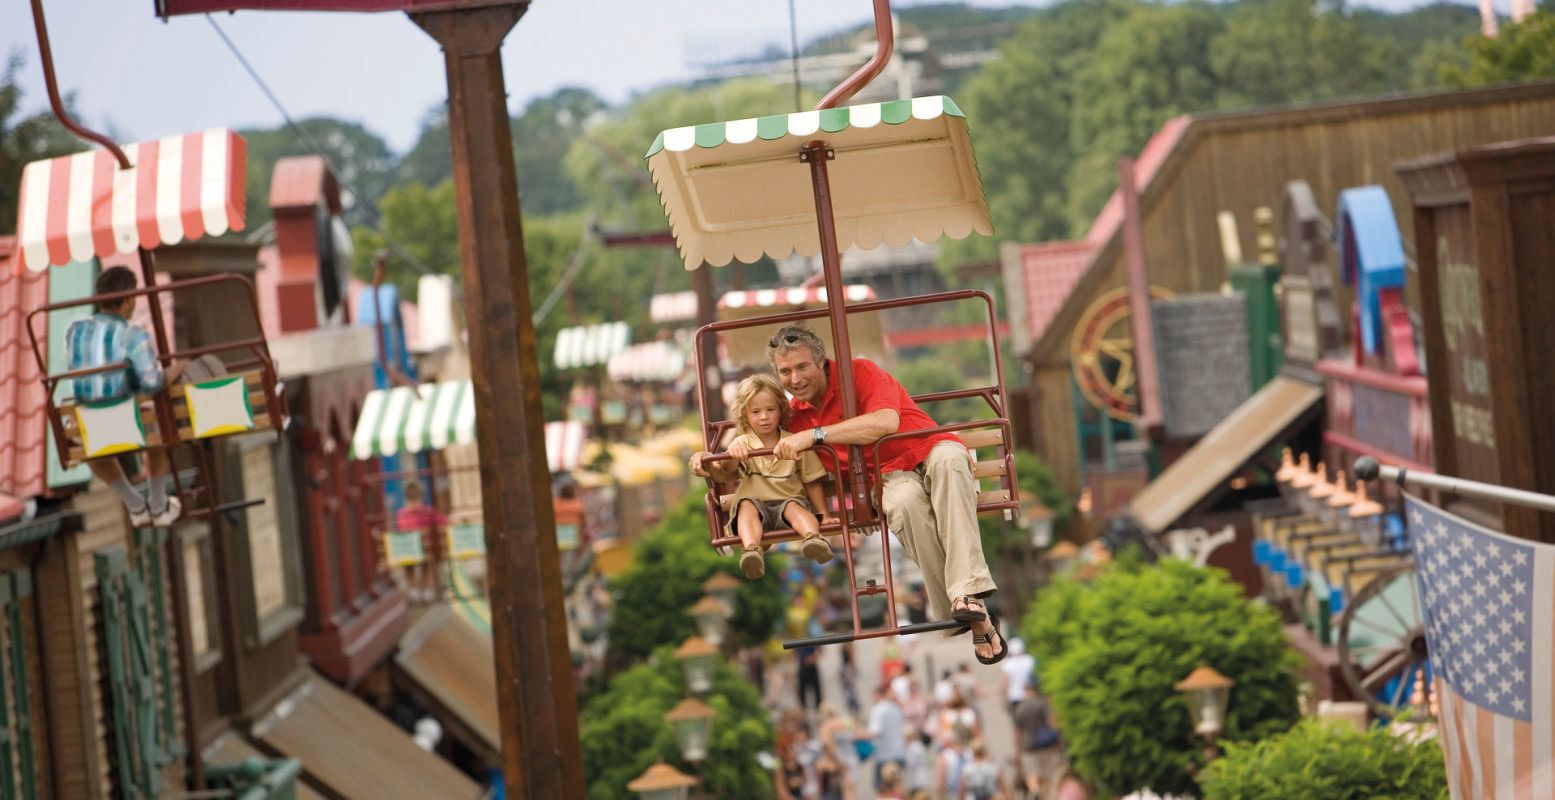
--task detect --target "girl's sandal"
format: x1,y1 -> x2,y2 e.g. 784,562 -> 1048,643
740,544 -> 766,579
799,532 -> 835,564
973,612 -> 1008,666
951,596 -> 989,624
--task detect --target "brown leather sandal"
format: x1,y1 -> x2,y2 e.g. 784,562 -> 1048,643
740,544 -> 766,579
974,612 -> 1008,666
800,533 -> 834,564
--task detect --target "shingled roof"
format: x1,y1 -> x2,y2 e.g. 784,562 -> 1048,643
0,236 -> 50,502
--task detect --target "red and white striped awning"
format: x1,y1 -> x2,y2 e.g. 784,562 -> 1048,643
607,340 -> 689,383
717,285 -> 875,309
14,128 -> 247,273
545,420 -> 586,473
650,291 -> 698,324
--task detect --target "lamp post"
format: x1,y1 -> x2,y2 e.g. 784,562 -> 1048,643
702,572 -> 741,611
690,595 -> 731,646
1344,482 -> 1385,547
673,636 -> 719,695
664,698 -> 717,763
1024,502 -> 1055,549
1323,470 -> 1356,529
1176,665 -> 1235,758
627,761 -> 698,800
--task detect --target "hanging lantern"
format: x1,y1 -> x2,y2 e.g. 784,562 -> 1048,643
1346,482 -> 1384,547
673,636 -> 719,695
690,595 -> 731,646
1324,470 -> 1356,529
627,761 -> 698,800
701,572 -> 741,610
664,697 -> 717,762
1175,665 -> 1235,739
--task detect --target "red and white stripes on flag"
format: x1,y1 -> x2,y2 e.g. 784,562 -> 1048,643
14,128 -> 247,273
1407,494 -> 1555,799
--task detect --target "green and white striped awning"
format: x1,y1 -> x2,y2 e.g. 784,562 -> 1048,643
646,95 -> 991,270
352,380 -> 475,460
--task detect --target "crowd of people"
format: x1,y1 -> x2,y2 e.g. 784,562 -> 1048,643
761,603 -> 1076,800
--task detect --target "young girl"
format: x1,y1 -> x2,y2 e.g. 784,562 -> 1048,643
695,374 -> 834,579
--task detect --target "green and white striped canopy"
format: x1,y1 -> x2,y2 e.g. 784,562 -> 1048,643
646,95 -> 991,270
352,380 -> 475,461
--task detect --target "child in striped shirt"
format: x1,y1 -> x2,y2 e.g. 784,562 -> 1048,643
65,266 -> 187,527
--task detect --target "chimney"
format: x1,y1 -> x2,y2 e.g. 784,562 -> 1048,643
269,156 -> 349,333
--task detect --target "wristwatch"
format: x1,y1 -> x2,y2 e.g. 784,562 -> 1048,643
811,426 -> 827,446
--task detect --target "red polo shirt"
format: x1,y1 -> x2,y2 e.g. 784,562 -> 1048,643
787,357 -> 959,475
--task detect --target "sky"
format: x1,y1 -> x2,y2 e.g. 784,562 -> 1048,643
4,0 -> 1479,155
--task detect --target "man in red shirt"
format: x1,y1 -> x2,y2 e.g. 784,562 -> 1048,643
700,323 -> 1005,664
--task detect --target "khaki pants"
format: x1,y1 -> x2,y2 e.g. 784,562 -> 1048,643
881,440 -> 996,624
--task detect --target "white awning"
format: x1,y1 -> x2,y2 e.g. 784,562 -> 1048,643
607,341 -> 689,383
649,291 -> 698,324
553,322 -> 630,370
351,380 -> 474,460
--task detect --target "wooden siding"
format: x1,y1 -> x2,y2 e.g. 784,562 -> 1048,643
1024,82 -> 1555,494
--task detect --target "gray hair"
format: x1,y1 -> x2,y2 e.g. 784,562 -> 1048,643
765,323 -> 827,370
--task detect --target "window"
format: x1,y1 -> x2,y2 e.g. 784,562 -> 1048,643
227,431 -> 305,649
0,569 -> 42,799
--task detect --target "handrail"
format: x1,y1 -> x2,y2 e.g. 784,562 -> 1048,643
1355,456 -> 1555,514
815,0 -> 895,110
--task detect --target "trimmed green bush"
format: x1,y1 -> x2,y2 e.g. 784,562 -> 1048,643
1028,559 -> 1302,797
581,646 -> 775,800
606,494 -> 787,668
1201,718 -> 1448,799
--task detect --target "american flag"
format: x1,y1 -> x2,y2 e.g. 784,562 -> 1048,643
1408,493 -> 1555,799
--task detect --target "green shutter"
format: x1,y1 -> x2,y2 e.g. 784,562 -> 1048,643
97,547 -> 166,798
0,573 -> 19,799
7,571 -> 39,800
133,528 -> 180,757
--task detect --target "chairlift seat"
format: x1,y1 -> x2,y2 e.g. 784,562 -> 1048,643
58,369 -> 277,468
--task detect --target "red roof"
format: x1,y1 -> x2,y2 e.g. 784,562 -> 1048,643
1012,240 -> 1097,345
1008,115 -> 1190,347
0,236 -> 50,501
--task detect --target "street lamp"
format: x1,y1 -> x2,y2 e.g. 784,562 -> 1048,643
1044,540 -> 1079,574
673,636 -> 719,695
689,595 -> 731,646
701,572 -> 741,611
1024,502 -> 1055,548
1299,465 -> 1331,518
1175,665 -> 1235,740
1343,481 -> 1384,547
1279,451 -> 1312,503
664,697 -> 717,762
1323,470 -> 1356,528
1287,453 -> 1317,509
627,761 -> 698,800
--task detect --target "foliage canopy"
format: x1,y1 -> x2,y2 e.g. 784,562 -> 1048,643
1200,718 -> 1448,800
581,645 -> 775,800
1025,559 -> 1301,797
606,494 -> 787,668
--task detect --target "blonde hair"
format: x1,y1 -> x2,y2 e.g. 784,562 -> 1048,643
730,373 -> 790,436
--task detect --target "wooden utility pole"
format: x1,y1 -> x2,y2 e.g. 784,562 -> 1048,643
412,6 -> 586,796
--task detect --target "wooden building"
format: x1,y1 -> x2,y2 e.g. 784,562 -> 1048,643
1001,80 -> 1555,498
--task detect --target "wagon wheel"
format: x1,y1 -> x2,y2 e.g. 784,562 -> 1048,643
1336,563 -> 1434,722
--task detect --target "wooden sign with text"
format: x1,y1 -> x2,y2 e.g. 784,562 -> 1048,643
1398,139 -> 1555,544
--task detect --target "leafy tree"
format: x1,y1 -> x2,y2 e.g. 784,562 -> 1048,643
1201,718 -> 1448,799
239,117 -> 395,230
1211,0 -> 1398,109
562,79 -> 796,230
581,645 -> 775,800
0,52 -> 83,236
1437,12 -> 1555,87
397,87 -> 606,218
1028,559 -> 1301,797
947,0 -> 1138,265
606,494 -> 787,668
1064,1 -> 1224,232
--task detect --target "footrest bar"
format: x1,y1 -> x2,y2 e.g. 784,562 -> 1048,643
782,618 -> 964,650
